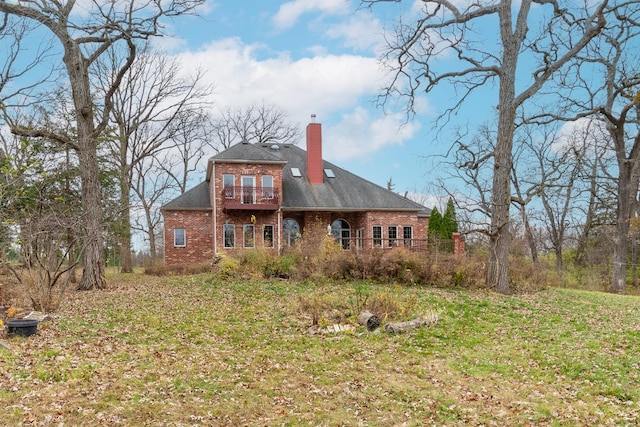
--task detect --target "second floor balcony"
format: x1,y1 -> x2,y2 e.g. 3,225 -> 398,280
222,186 -> 280,211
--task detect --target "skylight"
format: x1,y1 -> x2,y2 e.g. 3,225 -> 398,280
291,167 -> 302,177
324,168 -> 335,178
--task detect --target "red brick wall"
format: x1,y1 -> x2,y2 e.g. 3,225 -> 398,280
163,210 -> 214,265
362,210 -> 428,248
281,210 -> 429,249
306,123 -> 323,185
212,161 -> 284,253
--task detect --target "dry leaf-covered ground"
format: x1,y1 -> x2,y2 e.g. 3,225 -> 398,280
1,273 -> 639,426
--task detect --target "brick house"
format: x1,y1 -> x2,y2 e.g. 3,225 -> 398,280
160,117 -> 434,265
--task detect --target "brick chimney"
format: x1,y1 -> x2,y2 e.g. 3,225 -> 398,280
306,114 -> 323,185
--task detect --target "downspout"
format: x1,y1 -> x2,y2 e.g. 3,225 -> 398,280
277,208 -> 282,255
163,215 -> 168,264
212,163 -> 217,256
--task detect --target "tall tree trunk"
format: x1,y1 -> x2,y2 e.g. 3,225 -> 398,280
65,147 -> 77,283
524,217 -> 538,264
487,0 -> 520,294
119,167 -> 133,273
120,205 -> 133,272
575,160 -> 599,267
64,42 -> 106,290
145,206 -> 158,265
555,246 -> 564,274
612,160 -> 634,293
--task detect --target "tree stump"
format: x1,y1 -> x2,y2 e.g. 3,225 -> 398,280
357,310 -> 382,331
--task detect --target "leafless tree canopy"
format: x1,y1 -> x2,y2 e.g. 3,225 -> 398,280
210,103 -> 302,151
0,0 -> 206,290
365,0 -> 608,293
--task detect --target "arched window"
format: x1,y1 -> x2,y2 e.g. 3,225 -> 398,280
331,219 -> 351,250
283,218 -> 301,246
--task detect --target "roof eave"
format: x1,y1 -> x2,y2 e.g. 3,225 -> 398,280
211,159 -> 288,165
282,207 -> 425,213
160,207 -> 212,212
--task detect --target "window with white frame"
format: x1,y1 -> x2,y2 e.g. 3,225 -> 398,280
283,218 -> 301,246
223,174 -> 235,198
263,225 -> 274,248
372,225 -> 382,248
243,224 -> 255,248
262,175 -> 274,199
388,226 -> 398,247
403,226 -> 413,247
174,228 -> 186,247
224,224 -> 235,248
331,219 -> 351,250
356,228 -> 364,249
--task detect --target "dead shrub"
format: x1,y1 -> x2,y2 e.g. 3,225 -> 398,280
297,291 -> 350,326
508,256 -> 554,292
322,248 -> 358,280
290,221 -> 345,280
234,249 -> 295,279
365,288 -> 418,322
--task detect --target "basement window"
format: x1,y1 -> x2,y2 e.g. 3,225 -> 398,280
324,168 -> 335,178
291,167 -> 302,177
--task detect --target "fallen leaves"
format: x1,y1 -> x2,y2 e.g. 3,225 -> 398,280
1,274 -> 640,425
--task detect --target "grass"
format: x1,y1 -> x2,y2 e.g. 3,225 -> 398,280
1,273 -> 639,426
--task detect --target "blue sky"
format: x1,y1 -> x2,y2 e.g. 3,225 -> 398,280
154,0 -> 469,207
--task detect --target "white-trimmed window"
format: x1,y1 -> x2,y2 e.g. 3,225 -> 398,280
262,175 -> 274,199
224,224 -> 235,248
174,228 -> 186,247
388,226 -> 398,247
243,224 -> 255,248
356,228 -> 364,249
331,219 -> 351,250
283,218 -> 301,246
372,225 -> 382,248
223,174 -> 235,198
263,225 -> 274,248
403,226 -> 413,247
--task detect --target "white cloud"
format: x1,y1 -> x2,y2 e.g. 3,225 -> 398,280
272,0 -> 349,30
175,37 -> 383,127
325,14 -> 384,52
555,118 -> 612,156
325,107 -> 421,161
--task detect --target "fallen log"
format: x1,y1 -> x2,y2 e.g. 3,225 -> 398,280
384,313 -> 439,334
357,310 -> 382,331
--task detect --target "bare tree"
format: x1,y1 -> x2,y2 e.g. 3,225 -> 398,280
536,4 -> 640,292
510,135 -> 540,265
95,44 -> 212,273
595,13 -> 640,293
131,155 -> 174,264
527,127 -> 589,273
161,109 -> 215,194
0,0 -> 205,290
365,0 -> 607,293
210,103 -> 302,151
438,126 -> 494,235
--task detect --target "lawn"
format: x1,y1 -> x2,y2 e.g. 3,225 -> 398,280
1,273 -> 639,426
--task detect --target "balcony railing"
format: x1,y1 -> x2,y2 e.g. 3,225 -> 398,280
222,186 -> 280,211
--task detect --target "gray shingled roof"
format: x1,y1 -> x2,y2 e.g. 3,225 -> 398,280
260,143 -> 429,214
160,181 -> 210,211
209,141 -> 288,164
162,142 -> 430,215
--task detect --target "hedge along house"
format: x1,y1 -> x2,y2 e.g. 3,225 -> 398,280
161,116 -> 434,265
